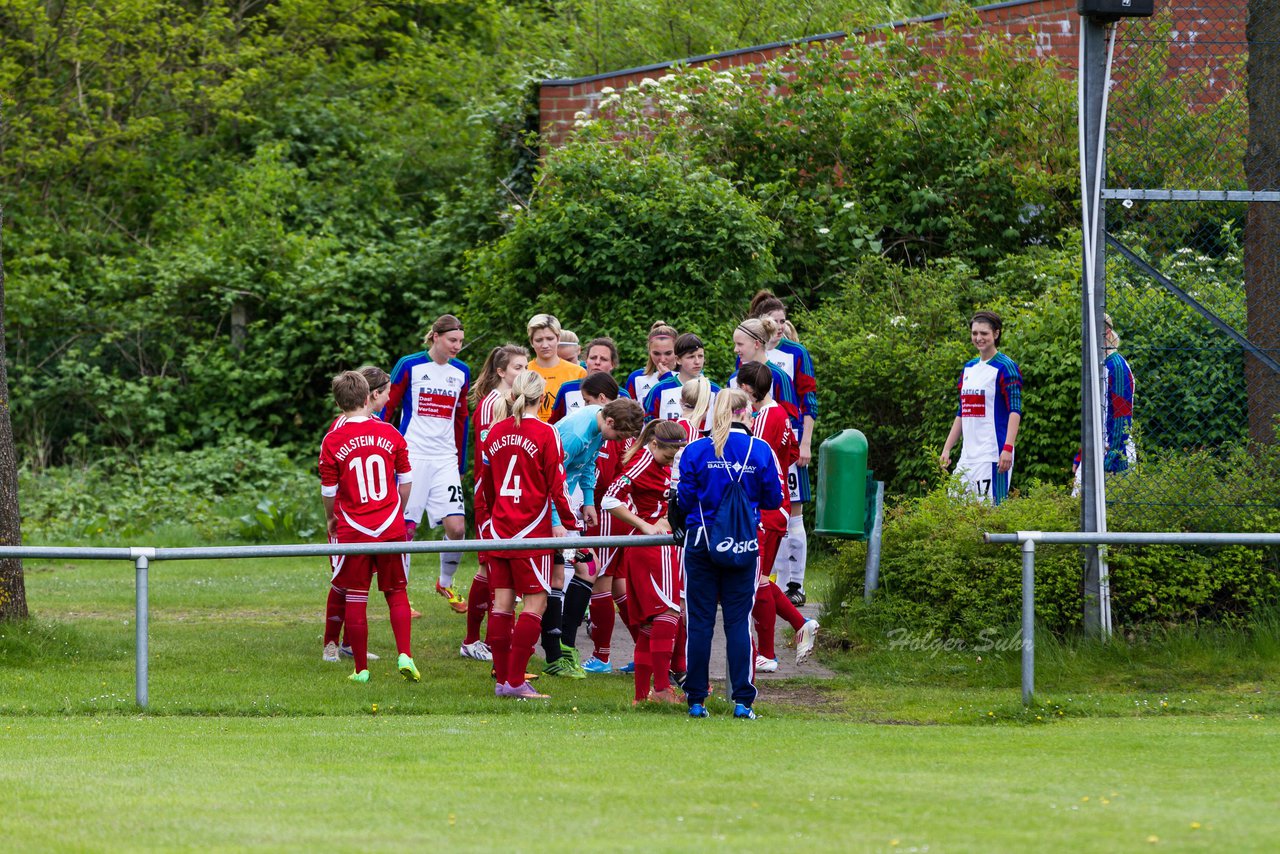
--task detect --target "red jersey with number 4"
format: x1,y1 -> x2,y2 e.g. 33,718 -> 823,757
751,402 -> 797,530
319,416 -> 412,542
479,415 -> 577,556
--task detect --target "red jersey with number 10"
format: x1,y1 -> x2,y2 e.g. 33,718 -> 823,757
479,415 -> 577,556
319,416 -> 412,542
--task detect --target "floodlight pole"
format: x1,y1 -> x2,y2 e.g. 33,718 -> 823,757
1079,13 -> 1113,637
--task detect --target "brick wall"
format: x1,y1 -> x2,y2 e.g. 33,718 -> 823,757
539,0 -> 1243,149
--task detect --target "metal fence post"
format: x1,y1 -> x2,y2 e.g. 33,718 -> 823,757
864,481 -> 885,602
1021,536 -> 1036,705
133,550 -> 152,710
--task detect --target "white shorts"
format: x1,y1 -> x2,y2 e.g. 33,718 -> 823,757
404,456 -> 464,528
954,460 -> 1011,506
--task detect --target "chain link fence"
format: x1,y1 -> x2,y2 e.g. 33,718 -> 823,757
1101,2 -> 1280,530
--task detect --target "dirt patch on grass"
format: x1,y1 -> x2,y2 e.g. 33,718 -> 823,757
760,682 -> 846,714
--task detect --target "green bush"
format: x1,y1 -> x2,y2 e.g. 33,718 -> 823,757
823,483 -> 1084,640
799,250 -> 1083,496
823,467 -> 1280,639
19,439 -> 321,544
464,143 -> 780,380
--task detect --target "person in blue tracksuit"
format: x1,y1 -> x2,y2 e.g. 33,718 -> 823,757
672,388 -> 783,719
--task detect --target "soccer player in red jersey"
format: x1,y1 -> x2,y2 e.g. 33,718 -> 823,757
385,314 -> 471,614
322,365 -> 393,664
749,291 -> 819,606
318,371 -> 418,684
459,344 -> 529,663
601,420 -> 688,704
478,370 -> 578,700
583,432 -> 637,673
737,362 -> 820,669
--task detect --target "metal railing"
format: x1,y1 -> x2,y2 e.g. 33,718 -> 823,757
0,534 -> 674,709
982,531 -> 1280,704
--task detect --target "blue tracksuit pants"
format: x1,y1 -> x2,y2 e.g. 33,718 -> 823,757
683,533 -> 758,708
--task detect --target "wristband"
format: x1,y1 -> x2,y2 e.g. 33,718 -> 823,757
1002,443 -> 1014,453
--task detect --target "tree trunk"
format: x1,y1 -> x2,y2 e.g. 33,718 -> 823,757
1245,2 -> 1280,445
0,155 -> 29,621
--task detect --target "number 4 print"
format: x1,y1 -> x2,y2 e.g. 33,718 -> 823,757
500,456 -> 523,503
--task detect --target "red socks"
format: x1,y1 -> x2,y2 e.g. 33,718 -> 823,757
489,610 -> 514,686
650,613 -> 679,692
384,588 -> 413,657
615,593 -> 640,643
508,611 -> 543,690
343,591 -> 370,671
465,575 -> 490,645
589,591 -> 615,662
753,584 -> 778,659
324,584 -> 346,645
634,629 -> 652,702
772,582 -> 807,631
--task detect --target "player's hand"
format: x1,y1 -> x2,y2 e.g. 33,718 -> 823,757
998,450 -> 1013,473
798,442 -> 812,468
939,450 -> 952,471
652,518 -> 672,534
582,505 -> 599,529
327,517 -> 339,537
552,524 -> 568,539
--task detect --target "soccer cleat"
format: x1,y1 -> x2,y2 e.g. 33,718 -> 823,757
543,657 -> 587,679
559,642 -> 582,668
786,583 -> 806,607
755,655 -> 779,673
492,667 -> 540,682
649,687 -> 683,705
795,619 -> 820,665
504,682 -> 550,700
733,703 -> 758,720
397,653 -> 421,682
688,703 -> 709,718
409,604 -> 423,619
619,661 -> 636,674
340,645 -> 379,662
436,581 -> 467,614
322,642 -> 340,663
582,656 -> 612,674
349,669 -> 370,684
460,641 -> 493,662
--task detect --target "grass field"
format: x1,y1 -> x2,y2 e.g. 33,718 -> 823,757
3,550 -> 1279,850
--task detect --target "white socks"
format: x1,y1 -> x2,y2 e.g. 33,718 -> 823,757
786,512 -> 808,591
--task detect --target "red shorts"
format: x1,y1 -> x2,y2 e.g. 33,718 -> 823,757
487,552 -> 553,596
624,544 -> 683,623
330,549 -> 409,593
597,545 -> 625,577
757,527 -> 785,585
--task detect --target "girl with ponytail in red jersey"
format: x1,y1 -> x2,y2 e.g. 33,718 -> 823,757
581,430 -> 638,674
479,371 -> 577,700
602,420 -> 688,704
461,344 -> 528,663
736,362 -> 820,669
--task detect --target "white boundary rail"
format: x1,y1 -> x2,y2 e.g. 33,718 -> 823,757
983,531 -> 1280,704
0,534 -> 673,709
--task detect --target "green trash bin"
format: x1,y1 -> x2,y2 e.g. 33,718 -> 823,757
816,429 -> 870,540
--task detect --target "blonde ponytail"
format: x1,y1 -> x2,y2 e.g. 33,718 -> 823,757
495,370 -> 544,426
681,376 -> 712,433
711,388 -> 750,459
